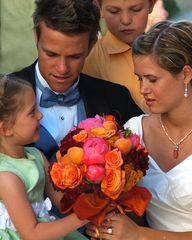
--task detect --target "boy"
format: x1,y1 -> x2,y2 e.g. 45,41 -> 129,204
83,0 -> 157,112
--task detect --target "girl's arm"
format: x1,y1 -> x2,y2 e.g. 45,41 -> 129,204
0,172 -> 88,240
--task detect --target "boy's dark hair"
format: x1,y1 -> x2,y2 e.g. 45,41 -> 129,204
33,0 -> 100,45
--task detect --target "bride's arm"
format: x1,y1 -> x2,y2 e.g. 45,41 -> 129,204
86,213 -> 192,240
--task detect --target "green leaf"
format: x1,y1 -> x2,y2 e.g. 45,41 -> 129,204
124,128 -> 132,137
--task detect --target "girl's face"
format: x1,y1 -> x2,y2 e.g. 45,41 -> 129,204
133,55 -> 185,114
11,88 -> 42,145
101,0 -> 154,44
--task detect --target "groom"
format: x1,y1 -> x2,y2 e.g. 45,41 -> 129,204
10,0 -> 143,162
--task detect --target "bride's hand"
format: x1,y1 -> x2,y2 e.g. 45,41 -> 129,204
87,213 -> 141,240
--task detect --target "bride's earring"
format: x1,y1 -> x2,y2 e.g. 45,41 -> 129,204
184,83 -> 188,98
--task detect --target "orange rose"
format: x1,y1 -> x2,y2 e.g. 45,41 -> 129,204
124,163 -> 134,175
60,154 -> 71,165
106,135 -> 120,147
104,115 -> 116,123
124,164 -> 143,191
89,127 -> 116,138
50,162 -> 83,190
50,162 -> 66,190
73,130 -> 87,142
56,150 -> 71,165
105,149 -> 123,169
101,168 -> 125,200
103,121 -> 117,131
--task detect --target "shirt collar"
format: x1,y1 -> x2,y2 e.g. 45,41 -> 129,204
102,31 -> 131,54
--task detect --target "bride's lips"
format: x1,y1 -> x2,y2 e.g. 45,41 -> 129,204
145,98 -> 156,106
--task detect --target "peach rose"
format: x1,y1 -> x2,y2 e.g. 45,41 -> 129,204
101,168 -> 125,200
105,149 -> 123,169
114,138 -> 132,155
50,162 -> 83,190
67,146 -> 84,165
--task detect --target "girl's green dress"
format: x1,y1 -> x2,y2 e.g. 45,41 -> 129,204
0,147 -> 88,240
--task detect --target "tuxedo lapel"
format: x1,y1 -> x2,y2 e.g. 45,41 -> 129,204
79,73 -> 111,117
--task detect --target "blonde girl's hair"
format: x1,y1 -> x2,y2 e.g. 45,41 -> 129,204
0,75 -> 32,125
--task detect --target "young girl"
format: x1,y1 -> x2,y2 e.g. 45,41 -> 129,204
0,75 -> 88,240
83,0 -> 157,112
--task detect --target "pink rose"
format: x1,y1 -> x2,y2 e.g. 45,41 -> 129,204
78,115 -> 104,131
130,134 -> 140,147
86,165 -> 105,183
83,137 -> 110,166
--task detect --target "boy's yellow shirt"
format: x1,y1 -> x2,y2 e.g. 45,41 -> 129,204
83,31 -> 148,113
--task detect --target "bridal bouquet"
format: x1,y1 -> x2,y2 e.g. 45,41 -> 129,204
49,115 -> 151,224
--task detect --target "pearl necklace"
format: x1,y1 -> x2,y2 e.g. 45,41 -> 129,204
160,116 -> 192,159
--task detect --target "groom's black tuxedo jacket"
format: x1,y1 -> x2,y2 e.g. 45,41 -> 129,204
11,61 -> 142,125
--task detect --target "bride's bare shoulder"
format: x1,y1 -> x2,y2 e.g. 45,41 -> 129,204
142,114 -> 159,129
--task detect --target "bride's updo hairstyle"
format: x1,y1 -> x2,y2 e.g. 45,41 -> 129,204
132,20 -> 192,76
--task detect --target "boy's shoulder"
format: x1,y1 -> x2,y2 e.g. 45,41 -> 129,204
94,31 -> 131,54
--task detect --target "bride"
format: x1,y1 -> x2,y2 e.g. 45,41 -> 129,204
86,20 -> 192,240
